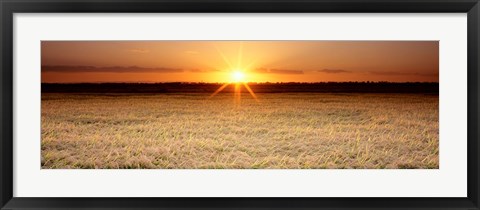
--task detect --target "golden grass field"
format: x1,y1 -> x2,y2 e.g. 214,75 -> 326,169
41,93 -> 438,169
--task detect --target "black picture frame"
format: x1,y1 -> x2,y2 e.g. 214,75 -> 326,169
1,0 -> 479,209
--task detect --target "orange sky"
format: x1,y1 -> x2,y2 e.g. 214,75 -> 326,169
41,41 -> 438,83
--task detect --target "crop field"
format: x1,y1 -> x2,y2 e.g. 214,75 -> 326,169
41,93 -> 439,169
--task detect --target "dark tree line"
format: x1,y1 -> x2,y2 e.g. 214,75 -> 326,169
42,82 -> 439,94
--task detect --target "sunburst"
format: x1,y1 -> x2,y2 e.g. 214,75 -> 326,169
209,43 -> 258,104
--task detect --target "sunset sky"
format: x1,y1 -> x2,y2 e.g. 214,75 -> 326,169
41,41 -> 438,83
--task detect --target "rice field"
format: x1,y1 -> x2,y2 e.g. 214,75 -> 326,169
41,93 -> 439,169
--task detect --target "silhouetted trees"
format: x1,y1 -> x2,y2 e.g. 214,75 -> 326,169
41,82 -> 439,94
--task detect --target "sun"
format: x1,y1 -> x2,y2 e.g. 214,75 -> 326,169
231,70 -> 246,83
208,44 -> 258,104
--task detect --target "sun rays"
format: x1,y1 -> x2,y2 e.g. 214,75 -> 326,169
209,43 -> 259,104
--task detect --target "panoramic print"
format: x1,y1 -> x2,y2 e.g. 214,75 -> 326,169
41,41 -> 439,169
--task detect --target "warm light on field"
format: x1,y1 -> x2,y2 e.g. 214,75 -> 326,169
232,70 -> 246,83
41,93 -> 439,169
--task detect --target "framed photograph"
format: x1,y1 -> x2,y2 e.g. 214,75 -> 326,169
1,0 -> 479,209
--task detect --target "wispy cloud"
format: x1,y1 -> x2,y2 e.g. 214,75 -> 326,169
190,69 -> 204,73
190,68 -> 217,73
318,69 -> 351,74
254,68 -> 304,75
42,65 -> 183,73
369,71 -> 438,77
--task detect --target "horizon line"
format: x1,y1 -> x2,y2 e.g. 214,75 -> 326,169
42,81 -> 440,84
